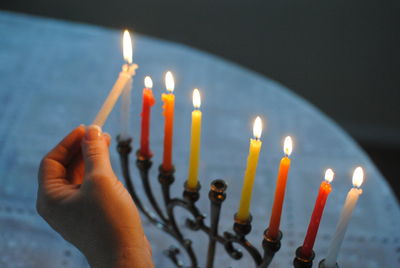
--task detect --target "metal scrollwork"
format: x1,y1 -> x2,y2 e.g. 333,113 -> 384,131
116,137 -> 283,268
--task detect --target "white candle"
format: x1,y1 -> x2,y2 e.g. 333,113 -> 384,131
92,30 -> 138,130
119,77 -> 133,140
323,167 -> 364,268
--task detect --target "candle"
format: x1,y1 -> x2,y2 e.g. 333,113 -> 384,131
266,136 -> 293,240
120,79 -> 132,140
93,30 -> 138,130
323,167 -> 364,268
186,89 -> 202,189
161,71 -> 175,171
236,116 -> 263,222
119,31 -> 135,140
139,76 -> 156,158
301,169 -> 335,258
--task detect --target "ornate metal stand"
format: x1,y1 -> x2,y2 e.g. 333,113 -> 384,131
117,137 -> 283,268
293,246 -> 315,268
318,259 -> 339,268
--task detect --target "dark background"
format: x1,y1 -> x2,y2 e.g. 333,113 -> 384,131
1,0 -> 399,198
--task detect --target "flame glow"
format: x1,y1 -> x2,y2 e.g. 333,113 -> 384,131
253,116 -> 263,139
144,76 -> 153,89
165,71 -> 175,92
352,167 -> 364,188
193,89 -> 201,108
123,30 -> 133,64
283,136 -> 293,156
324,168 -> 335,183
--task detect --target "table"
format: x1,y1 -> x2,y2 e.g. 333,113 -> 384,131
0,11 -> 399,268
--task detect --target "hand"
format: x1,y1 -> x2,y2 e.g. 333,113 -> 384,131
37,125 -> 153,268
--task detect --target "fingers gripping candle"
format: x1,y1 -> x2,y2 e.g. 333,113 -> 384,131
162,71 -> 175,171
186,89 -> 202,190
236,116 -> 263,222
266,136 -> 293,240
301,169 -> 335,258
93,30 -> 138,131
322,167 -> 364,268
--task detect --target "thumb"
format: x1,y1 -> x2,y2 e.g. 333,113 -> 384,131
82,125 -> 113,177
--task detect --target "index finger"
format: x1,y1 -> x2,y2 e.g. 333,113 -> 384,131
39,125 -> 85,186
45,125 -> 86,166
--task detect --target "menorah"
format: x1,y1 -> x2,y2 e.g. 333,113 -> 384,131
116,136 -> 319,268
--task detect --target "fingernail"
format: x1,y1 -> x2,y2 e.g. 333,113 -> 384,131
86,125 -> 102,140
103,132 -> 111,139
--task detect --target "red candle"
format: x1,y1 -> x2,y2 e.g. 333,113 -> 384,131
266,136 -> 293,240
301,169 -> 334,258
162,71 -> 175,171
139,76 -> 156,158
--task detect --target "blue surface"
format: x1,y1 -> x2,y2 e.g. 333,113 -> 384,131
0,11 -> 399,268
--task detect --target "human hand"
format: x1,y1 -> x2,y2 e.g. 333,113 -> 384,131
37,125 -> 153,268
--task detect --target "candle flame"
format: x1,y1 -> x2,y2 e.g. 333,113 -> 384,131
165,71 -> 175,92
283,136 -> 293,156
352,166 -> 364,188
324,168 -> 335,183
193,88 -> 201,108
253,116 -> 262,139
144,76 -> 153,89
123,30 -> 133,64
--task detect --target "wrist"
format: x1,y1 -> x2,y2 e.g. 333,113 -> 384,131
86,245 -> 153,268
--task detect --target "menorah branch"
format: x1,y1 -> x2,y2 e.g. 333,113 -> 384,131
136,151 -> 168,223
117,137 -> 165,228
258,229 -> 282,267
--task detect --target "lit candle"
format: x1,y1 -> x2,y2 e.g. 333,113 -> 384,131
301,169 -> 335,258
236,116 -> 263,222
323,167 -> 364,268
93,30 -> 138,131
186,89 -> 202,189
119,31 -> 135,140
161,71 -> 175,171
266,136 -> 293,240
139,76 -> 156,158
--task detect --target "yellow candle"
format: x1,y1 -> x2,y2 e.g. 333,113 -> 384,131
186,89 -> 202,189
237,116 -> 263,222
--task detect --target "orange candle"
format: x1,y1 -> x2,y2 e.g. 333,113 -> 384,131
301,169 -> 335,258
266,136 -> 293,240
161,71 -> 175,171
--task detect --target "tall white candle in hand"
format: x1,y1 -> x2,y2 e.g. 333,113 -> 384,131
92,30 -> 138,133
323,167 -> 364,268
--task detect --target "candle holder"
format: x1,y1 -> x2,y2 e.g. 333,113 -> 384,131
293,246 -> 315,268
116,137 -> 283,268
318,259 -> 339,268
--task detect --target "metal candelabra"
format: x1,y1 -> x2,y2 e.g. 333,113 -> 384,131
117,137 -> 317,268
